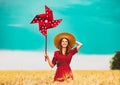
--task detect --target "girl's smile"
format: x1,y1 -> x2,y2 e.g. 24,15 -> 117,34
61,38 -> 68,48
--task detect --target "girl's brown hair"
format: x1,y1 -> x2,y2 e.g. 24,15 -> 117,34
58,38 -> 71,55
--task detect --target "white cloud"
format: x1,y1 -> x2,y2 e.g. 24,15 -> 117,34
69,0 -> 100,6
8,24 -> 23,27
0,50 -> 113,70
69,0 -> 91,5
71,54 -> 113,70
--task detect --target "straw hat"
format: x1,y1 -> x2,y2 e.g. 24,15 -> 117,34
54,32 -> 76,49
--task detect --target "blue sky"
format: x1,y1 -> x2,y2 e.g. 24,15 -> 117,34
0,0 -> 120,54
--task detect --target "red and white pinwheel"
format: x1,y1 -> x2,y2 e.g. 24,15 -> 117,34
30,5 -> 62,61
31,5 -> 62,36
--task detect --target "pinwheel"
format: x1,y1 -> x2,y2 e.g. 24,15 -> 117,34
31,5 -> 62,61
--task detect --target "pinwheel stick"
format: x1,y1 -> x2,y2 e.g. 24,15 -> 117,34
45,35 -> 47,61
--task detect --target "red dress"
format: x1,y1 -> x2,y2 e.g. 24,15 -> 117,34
52,47 -> 78,82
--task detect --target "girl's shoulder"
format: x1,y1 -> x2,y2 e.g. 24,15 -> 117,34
70,47 -> 76,51
54,50 -> 60,55
69,47 -> 77,53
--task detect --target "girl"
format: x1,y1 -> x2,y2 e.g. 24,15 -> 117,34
45,32 -> 83,82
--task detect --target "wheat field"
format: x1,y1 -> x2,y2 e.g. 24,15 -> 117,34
0,70 -> 120,85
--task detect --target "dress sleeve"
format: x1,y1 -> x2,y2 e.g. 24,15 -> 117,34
52,51 -> 57,65
71,47 -> 78,55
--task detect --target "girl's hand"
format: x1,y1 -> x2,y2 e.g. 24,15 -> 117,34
76,41 -> 83,50
44,53 -> 48,61
76,41 -> 83,45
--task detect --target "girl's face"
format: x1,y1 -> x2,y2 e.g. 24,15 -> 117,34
61,38 -> 69,48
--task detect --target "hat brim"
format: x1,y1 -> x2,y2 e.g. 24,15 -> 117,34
54,32 -> 76,49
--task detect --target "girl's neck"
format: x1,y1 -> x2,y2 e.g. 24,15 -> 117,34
62,47 -> 66,55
